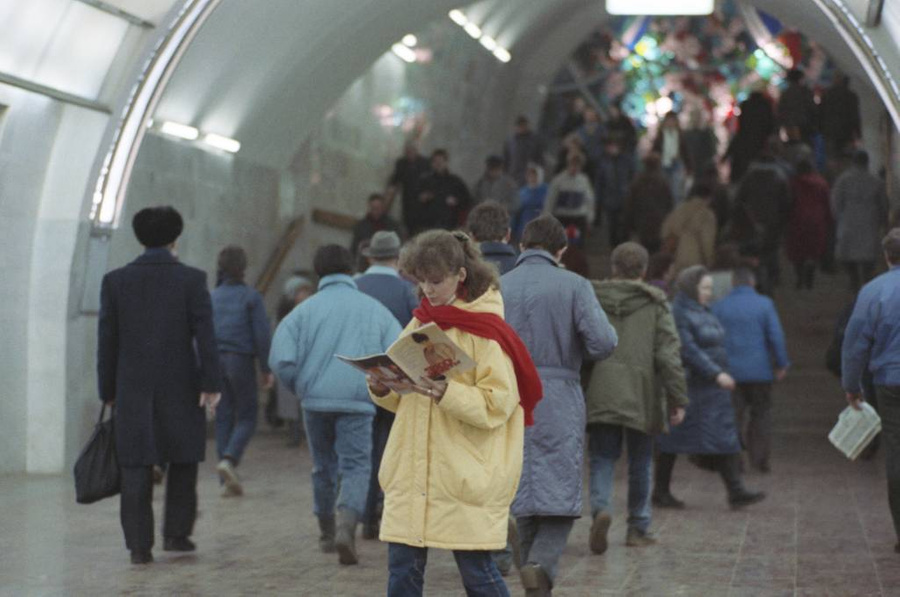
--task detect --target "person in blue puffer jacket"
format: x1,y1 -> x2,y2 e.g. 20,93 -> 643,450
654,266 -> 766,511
269,245 -> 402,566
712,267 -> 790,473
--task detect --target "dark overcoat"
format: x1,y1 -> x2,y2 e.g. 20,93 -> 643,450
656,293 -> 740,455
97,248 -> 222,466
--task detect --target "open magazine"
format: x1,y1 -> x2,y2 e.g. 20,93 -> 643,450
336,323 -> 476,394
828,402 -> 882,460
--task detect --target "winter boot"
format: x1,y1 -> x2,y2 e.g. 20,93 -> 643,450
589,512 -> 611,555
520,563 -> 552,597
334,508 -> 360,565
719,454 -> 766,509
652,452 -> 685,509
317,516 -> 336,553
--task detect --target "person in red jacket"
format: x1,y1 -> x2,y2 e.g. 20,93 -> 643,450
786,159 -> 832,290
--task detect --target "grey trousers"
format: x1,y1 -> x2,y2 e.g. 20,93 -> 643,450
733,383 -> 772,469
876,385 -> 900,543
515,516 -> 575,586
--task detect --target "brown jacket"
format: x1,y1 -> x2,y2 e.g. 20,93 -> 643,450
661,197 -> 717,273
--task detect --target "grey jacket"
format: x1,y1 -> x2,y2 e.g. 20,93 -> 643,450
832,166 -> 889,262
501,250 -> 618,517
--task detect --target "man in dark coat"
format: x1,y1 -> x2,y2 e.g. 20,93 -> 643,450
819,73 -> 860,158
417,149 -> 472,231
97,206 -> 222,565
503,115 -> 545,186
350,193 -> 406,258
385,141 -> 431,234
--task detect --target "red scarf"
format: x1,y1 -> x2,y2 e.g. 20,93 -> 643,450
413,298 -> 543,426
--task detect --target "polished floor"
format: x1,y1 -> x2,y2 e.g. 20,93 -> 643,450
1,275 -> 898,596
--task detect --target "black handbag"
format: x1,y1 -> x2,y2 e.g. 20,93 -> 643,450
74,404 -> 121,504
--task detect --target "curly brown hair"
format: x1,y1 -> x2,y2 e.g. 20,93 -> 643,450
400,230 -> 499,301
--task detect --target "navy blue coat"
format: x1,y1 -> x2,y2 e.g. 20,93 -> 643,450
657,293 -> 740,455
355,265 -> 418,326
97,249 -> 222,466
480,242 -> 518,276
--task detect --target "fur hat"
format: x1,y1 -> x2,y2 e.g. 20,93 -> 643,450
132,206 -> 184,248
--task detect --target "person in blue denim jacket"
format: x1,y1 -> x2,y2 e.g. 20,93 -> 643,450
712,267 -> 790,473
211,246 -> 273,498
842,228 -> 900,554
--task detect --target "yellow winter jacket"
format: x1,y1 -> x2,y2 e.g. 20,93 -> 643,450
371,288 -> 524,550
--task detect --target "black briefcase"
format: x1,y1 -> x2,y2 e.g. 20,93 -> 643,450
74,405 -> 121,504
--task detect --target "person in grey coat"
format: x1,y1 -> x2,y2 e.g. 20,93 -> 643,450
97,206 -> 222,564
502,215 -> 618,595
831,150 -> 890,291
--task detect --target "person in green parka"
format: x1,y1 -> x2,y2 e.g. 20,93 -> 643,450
585,242 -> 689,555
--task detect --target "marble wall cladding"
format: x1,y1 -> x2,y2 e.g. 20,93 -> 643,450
0,85 -> 64,475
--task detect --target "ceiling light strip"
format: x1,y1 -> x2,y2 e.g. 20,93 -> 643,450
90,0 -> 223,228
447,9 -> 511,64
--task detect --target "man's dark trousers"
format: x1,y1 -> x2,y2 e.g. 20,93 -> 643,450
877,385 -> 900,543
120,463 -> 198,551
733,383 -> 772,470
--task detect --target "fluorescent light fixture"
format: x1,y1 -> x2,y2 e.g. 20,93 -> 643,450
479,35 -> 497,51
448,9 -> 468,26
493,47 -> 512,63
606,0 -> 714,15
402,34 -> 417,47
160,121 -> 199,140
391,43 -> 417,63
203,133 -> 241,153
464,22 -> 482,39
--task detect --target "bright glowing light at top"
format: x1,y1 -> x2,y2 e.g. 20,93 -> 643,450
448,10 -> 468,26
402,34 -> 417,47
463,22 -> 482,39
606,0 -> 714,15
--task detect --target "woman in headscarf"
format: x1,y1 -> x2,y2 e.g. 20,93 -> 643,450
653,266 -> 766,510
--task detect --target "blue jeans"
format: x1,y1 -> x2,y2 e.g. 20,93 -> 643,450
587,423 -> 653,533
215,353 -> 259,465
387,543 -> 509,597
303,410 -> 372,517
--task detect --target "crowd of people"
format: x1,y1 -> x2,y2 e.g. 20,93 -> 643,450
95,68 -> 900,596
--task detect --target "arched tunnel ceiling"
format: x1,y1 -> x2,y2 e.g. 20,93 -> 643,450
152,0 -> 893,170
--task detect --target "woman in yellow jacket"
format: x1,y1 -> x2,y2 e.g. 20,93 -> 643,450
367,230 -> 541,597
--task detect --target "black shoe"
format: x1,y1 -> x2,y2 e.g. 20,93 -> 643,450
130,550 -> 153,564
163,537 -> 196,552
729,490 -> 766,509
652,491 -> 686,509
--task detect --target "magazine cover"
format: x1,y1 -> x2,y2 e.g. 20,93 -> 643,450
337,323 -> 475,391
